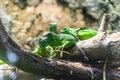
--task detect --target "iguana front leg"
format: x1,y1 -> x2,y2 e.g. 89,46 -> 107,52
59,41 -> 71,57
33,47 -> 41,54
46,46 -> 56,58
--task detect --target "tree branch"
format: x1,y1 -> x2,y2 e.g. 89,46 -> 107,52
0,19 -> 102,80
0,14 -> 120,80
64,14 -> 120,62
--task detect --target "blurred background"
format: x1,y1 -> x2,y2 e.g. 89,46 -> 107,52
0,0 -> 120,80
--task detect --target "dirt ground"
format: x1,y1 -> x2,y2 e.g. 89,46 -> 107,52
1,0 -> 98,50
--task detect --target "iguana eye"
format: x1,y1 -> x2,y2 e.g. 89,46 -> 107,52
39,37 -> 47,41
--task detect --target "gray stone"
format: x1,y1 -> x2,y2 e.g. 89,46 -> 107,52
11,0 -> 27,8
26,0 -> 41,6
82,0 -> 107,20
0,6 -> 12,33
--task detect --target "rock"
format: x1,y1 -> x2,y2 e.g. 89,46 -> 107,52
11,0 -> 27,8
11,0 -> 41,8
4,1 -> 9,7
29,15 -> 36,24
0,6 -> 12,33
26,0 -> 41,6
106,0 -> 120,31
82,0 -> 107,20
1,16 -> 12,33
82,0 -> 120,31
65,0 -> 84,9
58,0 -> 84,9
27,36 -> 39,50
57,0 -> 84,21
0,64 -> 41,80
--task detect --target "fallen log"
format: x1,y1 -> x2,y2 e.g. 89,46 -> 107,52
0,14 -> 119,80
63,14 -> 120,62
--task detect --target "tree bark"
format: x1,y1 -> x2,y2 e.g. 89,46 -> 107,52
0,14 -> 119,80
64,14 -> 120,62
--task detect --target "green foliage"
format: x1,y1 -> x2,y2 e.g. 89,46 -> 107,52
75,29 -> 98,40
0,60 -> 5,65
34,32 -> 77,58
60,27 -> 74,35
60,27 -> 98,40
33,23 -> 98,58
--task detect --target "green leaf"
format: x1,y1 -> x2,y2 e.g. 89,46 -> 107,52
76,30 -> 98,40
0,60 -> 5,65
